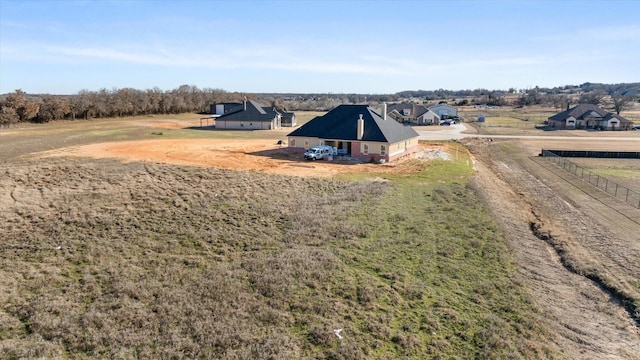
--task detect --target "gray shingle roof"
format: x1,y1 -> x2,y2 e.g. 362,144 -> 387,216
549,104 -> 609,121
603,113 -> 632,123
217,100 -> 277,122
287,104 -> 419,143
387,103 -> 429,118
549,103 -> 631,123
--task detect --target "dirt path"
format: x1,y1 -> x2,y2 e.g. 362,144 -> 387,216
467,138 -> 640,359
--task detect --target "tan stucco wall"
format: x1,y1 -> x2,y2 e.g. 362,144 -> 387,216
388,137 -> 419,154
288,136 -> 321,150
357,141 -> 388,155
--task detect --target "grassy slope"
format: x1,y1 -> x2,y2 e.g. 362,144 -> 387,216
0,151 -> 559,359
332,159 -> 557,359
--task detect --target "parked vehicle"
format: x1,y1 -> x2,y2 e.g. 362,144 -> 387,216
440,121 -> 451,126
632,125 -> 640,131
304,145 -> 335,160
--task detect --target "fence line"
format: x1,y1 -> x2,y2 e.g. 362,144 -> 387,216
540,150 -> 640,209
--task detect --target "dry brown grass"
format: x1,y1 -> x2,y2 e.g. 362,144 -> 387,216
0,154 -> 562,358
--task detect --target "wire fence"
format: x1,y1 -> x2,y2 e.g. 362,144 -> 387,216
540,150 -> 640,209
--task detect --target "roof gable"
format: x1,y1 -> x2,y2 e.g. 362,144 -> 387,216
217,100 -> 277,122
604,113 -> 632,123
288,104 -> 419,143
549,103 -> 632,123
429,104 -> 456,111
549,104 -> 606,121
387,103 -> 429,118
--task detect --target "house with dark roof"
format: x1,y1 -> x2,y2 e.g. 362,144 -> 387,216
280,111 -> 297,127
287,104 -> 420,163
210,100 -> 282,130
428,104 -> 458,119
548,104 -> 632,130
386,103 -> 440,125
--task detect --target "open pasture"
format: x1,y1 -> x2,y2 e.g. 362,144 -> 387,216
567,158 -> 640,191
2,114 -> 639,358
0,115 -> 562,358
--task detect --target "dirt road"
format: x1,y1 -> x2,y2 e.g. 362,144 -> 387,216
466,137 -> 640,359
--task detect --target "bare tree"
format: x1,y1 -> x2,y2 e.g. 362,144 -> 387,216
0,105 -> 19,127
70,90 -> 92,120
4,89 -> 40,122
37,95 -> 71,122
609,95 -> 635,115
578,91 -> 605,105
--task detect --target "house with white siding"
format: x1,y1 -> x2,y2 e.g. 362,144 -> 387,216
209,100 -> 283,130
386,103 -> 440,125
428,104 -> 458,119
548,104 -> 632,130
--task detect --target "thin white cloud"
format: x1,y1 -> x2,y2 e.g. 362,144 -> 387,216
4,40 -> 408,76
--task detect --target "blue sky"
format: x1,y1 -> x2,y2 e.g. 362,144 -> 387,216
1,0 -> 639,95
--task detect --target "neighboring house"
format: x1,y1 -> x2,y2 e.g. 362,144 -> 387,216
210,100 -> 282,130
386,103 -> 440,125
280,111 -> 297,127
287,104 -> 420,163
210,102 -> 243,116
428,104 -> 458,119
547,103 -> 632,130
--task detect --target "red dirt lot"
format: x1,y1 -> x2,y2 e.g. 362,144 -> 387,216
38,139 -> 448,178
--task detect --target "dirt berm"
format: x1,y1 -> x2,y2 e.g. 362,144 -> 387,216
464,137 -> 640,359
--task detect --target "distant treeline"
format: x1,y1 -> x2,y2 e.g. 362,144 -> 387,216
0,85 -> 244,126
396,82 -> 640,99
1,82 -> 638,126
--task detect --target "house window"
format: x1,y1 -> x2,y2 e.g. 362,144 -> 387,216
380,145 -> 386,156
363,143 -> 369,155
290,138 -> 296,147
304,139 -> 309,150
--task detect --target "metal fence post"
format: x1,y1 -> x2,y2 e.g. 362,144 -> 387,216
546,152 -> 640,209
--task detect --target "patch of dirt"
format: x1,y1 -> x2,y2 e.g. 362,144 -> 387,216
38,139 -> 449,177
465,137 -> 640,359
